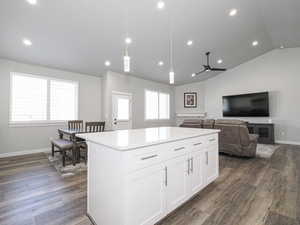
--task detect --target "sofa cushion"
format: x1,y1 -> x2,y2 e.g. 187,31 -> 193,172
215,119 -> 246,125
203,119 -> 215,129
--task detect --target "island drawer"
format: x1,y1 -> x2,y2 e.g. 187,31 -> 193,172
190,134 -> 218,152
122,145 -> 163,173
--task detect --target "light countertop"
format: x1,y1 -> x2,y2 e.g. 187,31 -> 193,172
76,127 -> 220,151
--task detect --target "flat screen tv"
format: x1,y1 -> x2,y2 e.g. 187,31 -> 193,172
223,92 -> 269,117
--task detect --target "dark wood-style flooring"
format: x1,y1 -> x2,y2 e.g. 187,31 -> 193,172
0,144 -> 299,225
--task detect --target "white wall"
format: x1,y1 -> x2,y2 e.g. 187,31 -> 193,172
103,71 -> 175,130
175,48 -> 300,144
174,82 -> 206,125
0,59 -> 102,155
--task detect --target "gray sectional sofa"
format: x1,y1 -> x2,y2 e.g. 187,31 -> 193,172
180,119 -> 258,157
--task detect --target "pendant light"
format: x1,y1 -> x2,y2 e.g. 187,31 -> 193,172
124,47 -> 130,72
168,7 -> 175,84
169,31 -> 174,84
124,8 -> 131,73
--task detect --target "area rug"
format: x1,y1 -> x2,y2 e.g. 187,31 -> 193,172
256,144 -> 280,158
47,154 -> 87,177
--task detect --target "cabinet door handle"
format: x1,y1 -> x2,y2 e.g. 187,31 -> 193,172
193,142 -> 202,146
191,158 -> 194,173
209,138 -> 216,142
206,152 -> 208,165
165,167 -> 168,186
187,159 -> 190,175
174,147 -> 185,151
141,154 -> 158,160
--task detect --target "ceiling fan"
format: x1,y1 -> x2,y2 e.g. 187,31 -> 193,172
194,52 -> 227,76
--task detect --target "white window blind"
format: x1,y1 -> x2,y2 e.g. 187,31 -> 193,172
145,90 -> 159,120
145,90 -> 170,120
11,74 -> 47,122
159,93 -> 170,119
50,80 -> 78,121
10,72 -> 78,124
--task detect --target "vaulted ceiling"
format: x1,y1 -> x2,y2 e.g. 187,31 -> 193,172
0,0 -> 299,85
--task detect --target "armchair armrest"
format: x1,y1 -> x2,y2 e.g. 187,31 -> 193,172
249,134 -> 259,142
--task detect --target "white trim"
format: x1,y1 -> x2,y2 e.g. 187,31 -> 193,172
112,91 -> 132,96
276,140 -> 300,146
0,148 -> 51,158
9,121 -> 67,128
176,113 -> 207,117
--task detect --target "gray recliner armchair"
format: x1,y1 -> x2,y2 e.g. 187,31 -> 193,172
214,119 -> 258,157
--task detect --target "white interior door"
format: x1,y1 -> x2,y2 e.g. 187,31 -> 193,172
112,92 -> 132,130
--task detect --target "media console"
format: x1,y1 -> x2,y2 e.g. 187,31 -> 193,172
247,123 -> 274,144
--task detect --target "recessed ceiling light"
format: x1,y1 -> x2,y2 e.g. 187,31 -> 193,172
158,61 -> 164,66
157,1 -> 165,10
26,0 -> 37,5
23,38 -> 32,46
125,37 -> 132,45
229,8 -> 238,16
217,59 -> 223,64
252,40 -> 259,46
191,73 -> 196,77
104,60 -> 111,67
186,40 -> 193,46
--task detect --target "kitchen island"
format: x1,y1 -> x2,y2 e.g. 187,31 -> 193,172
77,127 -> 220,225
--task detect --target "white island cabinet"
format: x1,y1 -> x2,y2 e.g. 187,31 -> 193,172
77,127 -> 220,225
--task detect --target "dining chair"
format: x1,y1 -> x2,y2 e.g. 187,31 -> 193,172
85,121 -> 105,132
68,120 -> 84,130
51,138 -> 75,167
80,121 -> 106,164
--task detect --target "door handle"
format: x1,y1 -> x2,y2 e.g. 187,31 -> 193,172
187,159 -> 190,175
209,138 -> 216,142
165,167 -> 168,186
191,158 -> 194,173
206,152 -> 208,165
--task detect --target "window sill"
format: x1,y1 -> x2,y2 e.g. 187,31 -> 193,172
9,121 -> 67,128
145,119 -> 171,122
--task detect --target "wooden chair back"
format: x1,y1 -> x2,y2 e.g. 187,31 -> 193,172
85,122 -> 105,133
68,120 -> 84,130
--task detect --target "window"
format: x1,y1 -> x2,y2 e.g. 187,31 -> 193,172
117,98 -> 130,120
10,72 -> 78,125
11,74 -> 47,122
145,90 -> 170,120
50,80 -> 78,121
159,92 -> 170,119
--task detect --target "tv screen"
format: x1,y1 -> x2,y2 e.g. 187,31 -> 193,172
223,92 -> 269,117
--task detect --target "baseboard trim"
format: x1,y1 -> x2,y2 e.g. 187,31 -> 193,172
276,140 -> 300,146
0,148 -> 51,158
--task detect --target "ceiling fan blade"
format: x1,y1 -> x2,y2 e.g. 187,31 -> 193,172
195,69 -> 206,75
211,68 -> 227,71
